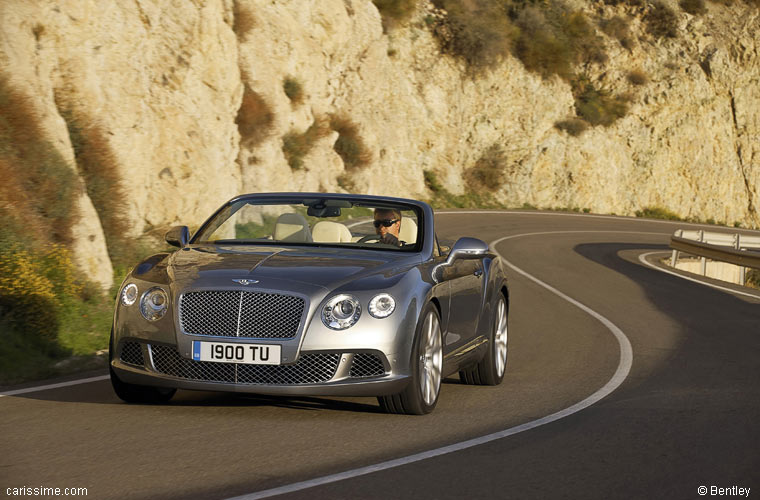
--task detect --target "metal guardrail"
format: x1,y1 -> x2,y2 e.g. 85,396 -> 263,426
669,229 -> 760,283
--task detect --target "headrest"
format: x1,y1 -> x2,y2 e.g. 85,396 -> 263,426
312,221 -> 353,243
398,218 -> 417,245
273,213 -> 312,242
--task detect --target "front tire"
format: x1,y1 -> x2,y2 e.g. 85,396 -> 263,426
109,330 -> 176,404
459,293 -> 508,386
379,303 -> 443,415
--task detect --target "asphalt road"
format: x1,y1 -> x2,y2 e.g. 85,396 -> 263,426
1,212 -> 758,500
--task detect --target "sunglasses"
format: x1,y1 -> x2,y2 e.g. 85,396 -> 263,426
373,219 -> 399,228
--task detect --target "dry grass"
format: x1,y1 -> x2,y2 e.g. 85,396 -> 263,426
464,145 -> 507,192
572,76 -> 630,126
433,0 -> 515,70
0,76 -> 78,247
282,117 -> 331,171
372,0 -> 417,30
680,0 -> 707,14
555,118 -> 590,136
627,69 -> 649,85
600,16 -> 634,50
330,115 -> 372,172
233,1 -> 256,38
283,76 -> 304,105
645,2 -> 679,39
236,86 -> 274,147
61,109 -> 132,266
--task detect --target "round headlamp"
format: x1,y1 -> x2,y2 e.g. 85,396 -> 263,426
322,294 -> 361,330
121,283 -> 138,306
140,287 -> 168,321
368,293 -> 395,318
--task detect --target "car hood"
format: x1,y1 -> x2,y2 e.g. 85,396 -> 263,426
161,244 -> 420,291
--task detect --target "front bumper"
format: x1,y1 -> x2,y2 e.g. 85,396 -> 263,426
112,340 -> 410,397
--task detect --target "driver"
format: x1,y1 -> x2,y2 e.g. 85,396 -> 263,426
373,208 -> 402,246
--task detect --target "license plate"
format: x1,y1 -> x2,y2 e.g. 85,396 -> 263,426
192,341 -> 281,365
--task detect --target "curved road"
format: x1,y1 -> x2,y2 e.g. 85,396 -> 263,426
1,212 -> 758,499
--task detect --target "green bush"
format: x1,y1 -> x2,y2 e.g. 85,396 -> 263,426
635,206 -> 682,220
645,2 -> 679,39
572,77 -> 629,126
330,115 -> 371,171
424,169 -> 506,209
236,85 -> 274,147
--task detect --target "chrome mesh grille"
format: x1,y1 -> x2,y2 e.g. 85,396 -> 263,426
120,341 -> 145,367
150,344 -> 339,385
179,291 -> 304,339
151,344 -> 235,383
237,354 -> 340,385
349,353 -> 386,378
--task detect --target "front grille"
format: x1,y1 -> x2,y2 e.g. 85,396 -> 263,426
150,344 -> 339,385
350,353 -> 386,378
179,291 -> 305,339
120,341 -> 145,367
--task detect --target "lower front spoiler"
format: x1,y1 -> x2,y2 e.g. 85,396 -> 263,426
112,361 -> 411,397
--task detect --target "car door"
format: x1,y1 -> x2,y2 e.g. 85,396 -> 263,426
440,257 -> 485,351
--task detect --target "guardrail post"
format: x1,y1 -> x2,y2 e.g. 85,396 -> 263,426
699,230 -> 707,276
736,234 -> 746,285
671,229 -> 682,267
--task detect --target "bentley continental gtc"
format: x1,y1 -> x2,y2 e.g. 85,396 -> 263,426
110,193 -> 509,414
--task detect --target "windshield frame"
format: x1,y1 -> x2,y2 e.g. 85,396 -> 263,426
190,193 -> 432,254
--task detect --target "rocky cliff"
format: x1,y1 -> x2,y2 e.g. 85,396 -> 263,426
1,0 -> 757,289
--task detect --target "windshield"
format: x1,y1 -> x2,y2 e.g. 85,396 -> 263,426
193,197 -> 423,252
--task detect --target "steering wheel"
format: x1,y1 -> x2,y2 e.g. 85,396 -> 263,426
358,234 -> 383,244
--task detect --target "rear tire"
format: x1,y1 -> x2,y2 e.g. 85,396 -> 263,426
459,294 -> 508,386
378,303 -> 443,415
109,329 -> 176,404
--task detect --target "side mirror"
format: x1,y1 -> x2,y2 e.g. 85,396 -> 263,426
432,237 -> 489,282
165,226 -> 190,248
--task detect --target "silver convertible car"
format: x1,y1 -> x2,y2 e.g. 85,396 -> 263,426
110,193 -> 509,414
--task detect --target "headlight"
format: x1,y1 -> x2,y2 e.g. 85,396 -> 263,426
140,287 -> 168,321
368,293 -> 395,318
322,294 -> 361,330
121,283 -> 138,306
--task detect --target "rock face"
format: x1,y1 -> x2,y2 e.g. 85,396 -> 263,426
0,0 -> 758,287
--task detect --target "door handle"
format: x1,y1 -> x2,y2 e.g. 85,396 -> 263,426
474,269 -> 483,277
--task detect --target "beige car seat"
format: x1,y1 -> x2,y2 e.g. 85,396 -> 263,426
312,221 -> 353,243
398,217 -> 418,245
273,213 -> 312,242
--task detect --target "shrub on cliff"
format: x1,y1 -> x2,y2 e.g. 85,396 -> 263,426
572,77 -> 630,127
372,0 -> 417,26
645,2 -> 679,39
464,145 -> 507,192
282,117 -> 331,171
330,115 -> 372,172
236,85 -> 275,148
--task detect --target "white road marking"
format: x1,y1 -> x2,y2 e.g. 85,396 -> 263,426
638,251 -> 760,300
0,375 -> 109,398
227,227 -> 636,500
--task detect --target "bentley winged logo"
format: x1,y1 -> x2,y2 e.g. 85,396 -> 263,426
232,278 -> 259,285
